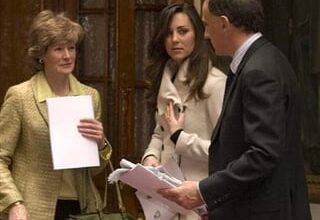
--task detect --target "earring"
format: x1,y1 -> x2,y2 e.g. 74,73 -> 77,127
38,58 -> 43,64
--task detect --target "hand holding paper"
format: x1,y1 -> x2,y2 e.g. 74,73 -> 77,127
108,159 -> 207,220
77,118 -> 105,149
47,95 -> 100,170
158,181 -> 204,210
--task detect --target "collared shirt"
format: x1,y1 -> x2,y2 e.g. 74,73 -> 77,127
230,32 -> 262,74
36,71 -> 79,102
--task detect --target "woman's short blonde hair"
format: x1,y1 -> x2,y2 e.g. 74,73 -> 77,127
28,10 -> 84,72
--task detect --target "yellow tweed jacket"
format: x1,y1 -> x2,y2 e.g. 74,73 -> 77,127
0,72 -> 108,220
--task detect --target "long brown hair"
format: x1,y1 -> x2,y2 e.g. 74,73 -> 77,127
145,3 -> 216,109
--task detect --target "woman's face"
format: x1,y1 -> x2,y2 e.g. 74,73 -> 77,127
43,42 -> 76,76
165,12 -> 195,65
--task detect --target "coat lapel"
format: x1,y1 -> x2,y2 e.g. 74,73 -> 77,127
30,72 -> 85,127
157,60 -> 189,116
211,37 -> 268,141
30,73 -> 50,126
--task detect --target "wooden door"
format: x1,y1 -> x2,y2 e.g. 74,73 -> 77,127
0,1 -> 41,104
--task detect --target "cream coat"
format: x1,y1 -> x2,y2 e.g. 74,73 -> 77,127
142,60 -> 226,220
0,72 -> 105,220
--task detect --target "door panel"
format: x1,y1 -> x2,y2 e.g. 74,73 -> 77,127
0,1 -> 41,104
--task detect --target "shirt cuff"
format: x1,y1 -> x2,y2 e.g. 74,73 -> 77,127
197,182 -> 206,205
5,200 -> 23,212
170,129 -> 183,144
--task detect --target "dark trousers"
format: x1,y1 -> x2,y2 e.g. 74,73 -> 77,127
55,199 -> 80,220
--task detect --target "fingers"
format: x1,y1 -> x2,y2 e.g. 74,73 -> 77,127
177,108 -> 185,123
158,188 -> 186,207
79,118 -> 102,128
142,156 -> 160,167
164,101 -> 174,121
158,188 -> 181,202
164,102 -> 183,120
78,118 -> 104,143
163,102 -> 185,134
78,119 -> 103,131
158,188 -> 177,201
158,181 -> 203,210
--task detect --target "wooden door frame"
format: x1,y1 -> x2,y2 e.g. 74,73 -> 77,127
114,0 -> 135,164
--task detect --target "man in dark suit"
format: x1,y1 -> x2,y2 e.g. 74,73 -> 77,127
159,0 -> 312,219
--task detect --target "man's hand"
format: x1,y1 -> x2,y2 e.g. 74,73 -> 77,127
158,181 -> 204,209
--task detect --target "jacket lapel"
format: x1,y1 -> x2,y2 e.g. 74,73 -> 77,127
211,37 -> 268,141
30,74 -> 50,126
157,60 -> 189,116
30,72 -> 85,127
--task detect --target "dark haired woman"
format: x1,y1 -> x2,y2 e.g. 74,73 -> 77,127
141,3 -> 226,220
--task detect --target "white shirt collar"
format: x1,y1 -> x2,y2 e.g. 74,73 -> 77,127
230,32 -> 262,74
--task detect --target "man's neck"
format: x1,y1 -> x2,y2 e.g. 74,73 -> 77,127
230,30 -> 255,57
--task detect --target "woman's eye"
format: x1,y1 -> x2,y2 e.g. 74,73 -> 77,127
178,28 -> 188,35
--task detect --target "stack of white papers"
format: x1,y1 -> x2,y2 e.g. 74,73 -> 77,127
108,159 -> 207,220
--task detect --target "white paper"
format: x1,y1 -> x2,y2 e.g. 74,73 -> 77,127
118,163 -> 190,215
135,190 -> 176,220
47,95 -> 100,170
109,158 -> 184,185
109,159 -> 207,219
159,158 -> 185,182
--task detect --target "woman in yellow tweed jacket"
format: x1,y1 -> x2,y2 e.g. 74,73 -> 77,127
0,10 -> 111,220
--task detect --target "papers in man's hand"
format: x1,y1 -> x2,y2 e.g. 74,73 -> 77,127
108,159 -> 191,219
47,96 -> 100,170
135,191 -> 176,220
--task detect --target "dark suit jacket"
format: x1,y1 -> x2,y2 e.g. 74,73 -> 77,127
199,37 -> 311,220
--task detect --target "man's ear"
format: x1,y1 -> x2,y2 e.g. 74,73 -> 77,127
220,15 -> 231,31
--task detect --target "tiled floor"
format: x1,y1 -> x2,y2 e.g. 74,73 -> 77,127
311,203 -> 320,220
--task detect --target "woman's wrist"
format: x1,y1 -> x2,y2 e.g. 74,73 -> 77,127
142,154 -> 157,163
98,137 -> 112,160
8,200 -> 23,210
99,142 -> 107,151
170,129 -> 183,144
99,137 -> 110,151
142,154 -> 160,166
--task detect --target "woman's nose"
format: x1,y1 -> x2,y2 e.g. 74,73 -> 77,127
63,48 -> 71,58
172,31 -> 179,42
